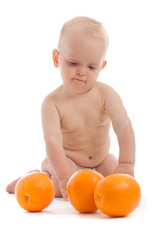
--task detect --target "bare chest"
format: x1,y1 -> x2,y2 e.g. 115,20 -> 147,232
59,96 -> 108,133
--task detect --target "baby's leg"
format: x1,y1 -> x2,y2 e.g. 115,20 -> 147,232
95,153 -> 118,177
6,169 -> 40,193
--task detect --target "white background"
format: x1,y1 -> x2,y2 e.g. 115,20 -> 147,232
0,0 -> 160,239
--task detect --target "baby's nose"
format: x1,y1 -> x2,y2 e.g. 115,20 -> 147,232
76,68 -> 86,76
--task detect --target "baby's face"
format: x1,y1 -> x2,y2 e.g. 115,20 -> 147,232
58,30 -> 106,94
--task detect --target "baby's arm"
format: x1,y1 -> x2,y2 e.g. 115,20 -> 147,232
41,96 -> 77,199
104,86 -> 135,176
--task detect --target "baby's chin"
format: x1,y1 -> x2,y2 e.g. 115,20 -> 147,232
64,82 -> 94,95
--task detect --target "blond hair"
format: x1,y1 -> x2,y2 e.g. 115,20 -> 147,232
58,16 -> 109,52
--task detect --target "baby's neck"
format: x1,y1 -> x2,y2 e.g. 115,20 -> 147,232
62,84 -> 97,98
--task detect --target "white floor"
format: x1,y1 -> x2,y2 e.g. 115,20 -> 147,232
1,181 -> 159,240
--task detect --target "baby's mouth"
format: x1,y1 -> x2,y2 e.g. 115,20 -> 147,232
72,78 -> 86,82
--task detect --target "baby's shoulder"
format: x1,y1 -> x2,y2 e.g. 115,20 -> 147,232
41,85 -> 63,107
96,82 -> 121,106
96,82 -> 117,96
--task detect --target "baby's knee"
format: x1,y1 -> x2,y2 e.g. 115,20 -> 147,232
41,158 -> 49,171
96,153 -> 118,176
105,153 -> 118,172
106,153 -> 118,165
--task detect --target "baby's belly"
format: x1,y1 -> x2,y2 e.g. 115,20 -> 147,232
63,135 -> 110,168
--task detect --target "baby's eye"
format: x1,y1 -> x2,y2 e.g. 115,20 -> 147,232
88,66 -> 95,70
70,62 -> 78,66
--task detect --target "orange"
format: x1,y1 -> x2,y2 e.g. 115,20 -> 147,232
94,174 -> 141,217
15,172 -> 55,212
67,169 -> 103,213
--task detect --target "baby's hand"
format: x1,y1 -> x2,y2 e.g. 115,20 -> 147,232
58,175 -> 72,200
114,163 -> 134,177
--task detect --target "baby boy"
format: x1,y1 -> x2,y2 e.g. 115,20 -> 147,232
6,16 -> 135,200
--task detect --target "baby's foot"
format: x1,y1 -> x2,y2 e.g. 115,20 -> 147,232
6,170 -> 40,194
6,177 -> 21,193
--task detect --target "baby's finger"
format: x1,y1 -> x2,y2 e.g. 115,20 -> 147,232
61,189 -> 68,201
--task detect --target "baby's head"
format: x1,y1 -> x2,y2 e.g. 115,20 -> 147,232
53,17 -> 109,94
58,16 -> 109,56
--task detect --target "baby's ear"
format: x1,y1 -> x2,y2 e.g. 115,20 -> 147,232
52,49 -> 59,68
101,60 -> 107,70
